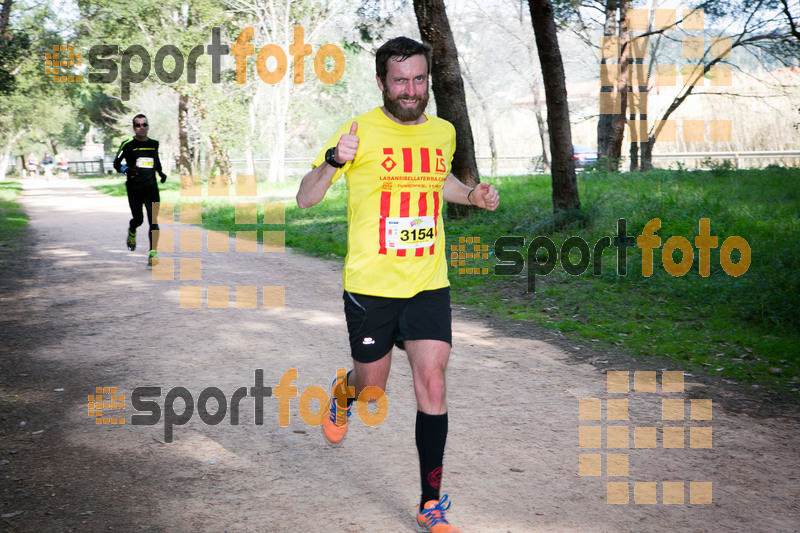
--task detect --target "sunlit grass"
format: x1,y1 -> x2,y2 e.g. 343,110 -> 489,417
0,181 -> 27,252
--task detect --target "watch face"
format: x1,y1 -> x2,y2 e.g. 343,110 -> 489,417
326,147 -> 343,167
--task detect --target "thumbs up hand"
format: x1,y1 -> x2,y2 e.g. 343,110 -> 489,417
333,122 -> 359,165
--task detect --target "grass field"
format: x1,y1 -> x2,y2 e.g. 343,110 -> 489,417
76,168 -> 800,394
0,181 -> 27,254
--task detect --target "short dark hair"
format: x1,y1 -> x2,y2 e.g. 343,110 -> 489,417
132,113 -> 147,127
375,37 -> 431,84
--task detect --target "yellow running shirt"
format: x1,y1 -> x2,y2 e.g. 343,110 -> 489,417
312,107 -> 455,298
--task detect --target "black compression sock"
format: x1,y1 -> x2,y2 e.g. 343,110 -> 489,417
416,411 -> 448,507
333,370 -> 356,408
346,370 -> 355,407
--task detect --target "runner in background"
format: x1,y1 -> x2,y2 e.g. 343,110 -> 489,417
41,151 -> 54,180
26,153 -> 38,179
113,114 -> 168,267
57,153 -> 70,179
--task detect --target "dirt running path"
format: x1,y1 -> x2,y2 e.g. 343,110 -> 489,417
1,178 -> 798,532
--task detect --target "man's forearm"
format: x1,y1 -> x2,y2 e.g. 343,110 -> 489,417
442,174 -> 473,205
113,145 -> 125,173
296,162 -> 338,209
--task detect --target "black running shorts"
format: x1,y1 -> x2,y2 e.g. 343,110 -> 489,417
343,287 -> 452,363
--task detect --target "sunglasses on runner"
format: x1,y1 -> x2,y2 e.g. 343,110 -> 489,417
134,123 -> 148,127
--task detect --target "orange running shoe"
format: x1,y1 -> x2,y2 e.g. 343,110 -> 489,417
415,494 -> 461,533
322,372 -> 352,444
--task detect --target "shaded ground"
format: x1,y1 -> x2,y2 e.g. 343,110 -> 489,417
0,179 -> 798,532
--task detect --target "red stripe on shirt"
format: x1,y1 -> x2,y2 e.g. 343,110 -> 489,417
403,148 -> 413,173
379,190 -> 391,255
421,148 -> 430,173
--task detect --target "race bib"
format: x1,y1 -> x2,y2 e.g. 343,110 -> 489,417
385,216 -> 435,250
137,157 -> 154,168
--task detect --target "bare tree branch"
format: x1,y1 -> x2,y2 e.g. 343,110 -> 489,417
779,0 -> 800,41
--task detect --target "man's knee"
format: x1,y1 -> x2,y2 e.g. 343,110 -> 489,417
418,373 -> 446,400
354,370 -> 389,393
353,354 -> 391,392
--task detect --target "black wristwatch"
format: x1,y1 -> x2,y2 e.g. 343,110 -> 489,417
325,147 -> 345,168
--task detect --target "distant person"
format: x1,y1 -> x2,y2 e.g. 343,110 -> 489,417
26,153 -> 38,179
113,114 -> 167,267
57,154 -> 70,179
41,151 -> 54,179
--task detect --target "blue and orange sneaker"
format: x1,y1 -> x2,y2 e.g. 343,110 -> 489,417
416,494 -> 461,533
322,371 -> 352,444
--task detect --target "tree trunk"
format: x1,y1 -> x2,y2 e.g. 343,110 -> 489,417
204,138 -> 216,175
608,0 -> 629,161
267,82 -> 288,183
0,0 -> 13,40
597,0 -> 617,166
176,2 -> 192,178
629,142 -> 639,171
0,131 -> 22,180
264,17 -> 290,184
628,52 -> 646,172
243,147 -> 255,178
489,133 -> 497,176
162,144 -> 174,176
209,136 -> 231,178
413,0 -> 480,218
514,13 -> 550,172
462,63 -> 497,176
641,137 -> 654,171
531,77 -> 550,172
0,150 -> 8,181
84,124 -> 95,145
245,97 -> 257,176
193,97 -> 230,178
528,0 -> 580,213
520,37 -> 550,171
178,93 -> 192,176
192,139 -> 201,173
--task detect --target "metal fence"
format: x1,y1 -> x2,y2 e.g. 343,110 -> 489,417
68,160 -> 109,175
8,150 -> 797,178
472,151 -> 800,173
643,150 -> 800,169
231,151 -> 798,176
7,159 -> 109,176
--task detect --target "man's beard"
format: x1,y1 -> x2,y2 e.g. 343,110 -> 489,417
382,88 -> 429,122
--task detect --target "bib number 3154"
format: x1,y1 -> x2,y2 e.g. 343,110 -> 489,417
385,216 -> 435,250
